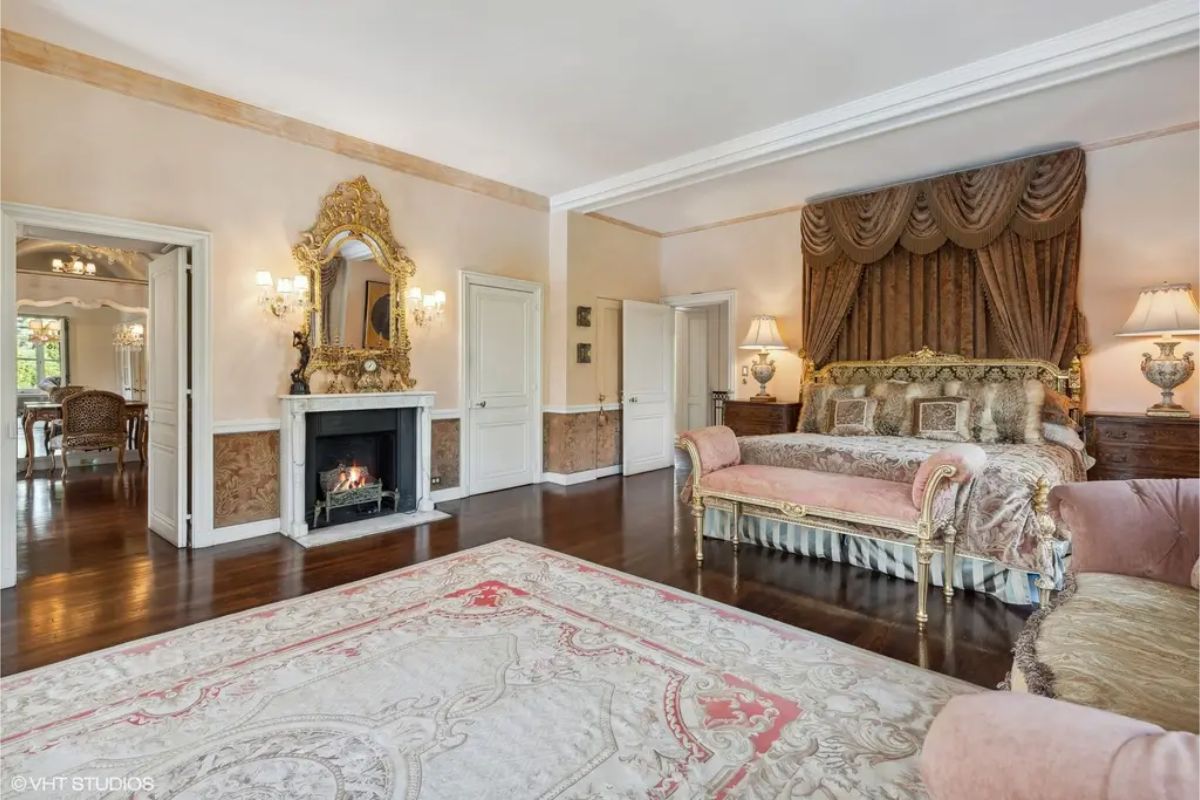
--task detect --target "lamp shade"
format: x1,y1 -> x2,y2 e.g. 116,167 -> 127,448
740,315 -> 788,350
1116,283 -> 1200,337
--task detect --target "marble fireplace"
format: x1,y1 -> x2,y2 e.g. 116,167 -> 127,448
280,391 -> 436,542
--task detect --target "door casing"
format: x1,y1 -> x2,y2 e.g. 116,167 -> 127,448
1,203 -> 214,588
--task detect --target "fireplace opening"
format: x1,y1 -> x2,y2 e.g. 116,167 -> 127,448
304,408 -> 417,528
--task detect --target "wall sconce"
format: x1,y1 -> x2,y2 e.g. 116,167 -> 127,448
52,257 -> 97,277
256,270 -> 310,318
406,286 -> 446,328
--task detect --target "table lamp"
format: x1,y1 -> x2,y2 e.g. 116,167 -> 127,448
1116,282 -> 1199,417
740,315 -> 788,402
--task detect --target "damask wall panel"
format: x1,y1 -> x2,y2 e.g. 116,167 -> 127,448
596,409 -> 622,468
544,410 -> 623,474
432,418 -> 461,489
213,431 -> 280,527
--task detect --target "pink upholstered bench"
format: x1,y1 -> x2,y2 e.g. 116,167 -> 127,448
678,425 -> 986,628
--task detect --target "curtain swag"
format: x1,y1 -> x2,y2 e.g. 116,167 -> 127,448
801,148 -> 1085,269
801,148 -> 1087,368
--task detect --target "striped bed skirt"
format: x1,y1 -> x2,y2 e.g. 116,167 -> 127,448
704,507 -> 1069,606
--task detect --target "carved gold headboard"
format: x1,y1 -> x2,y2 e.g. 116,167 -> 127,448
802,347 -> 1084,417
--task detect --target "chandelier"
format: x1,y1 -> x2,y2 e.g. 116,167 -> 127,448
51,256 -> 98,277
113,321 -> 146,351
27,318 -> 61,345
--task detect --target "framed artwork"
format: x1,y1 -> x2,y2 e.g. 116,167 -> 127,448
576,306 -> 592,327
363,281 -> 391,349
576,343 -> 592,364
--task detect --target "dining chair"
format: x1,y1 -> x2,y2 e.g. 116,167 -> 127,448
49,390 -> 127,477
43,385 -> 87,454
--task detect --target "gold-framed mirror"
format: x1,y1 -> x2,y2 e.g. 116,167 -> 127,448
292,176 -> 416,392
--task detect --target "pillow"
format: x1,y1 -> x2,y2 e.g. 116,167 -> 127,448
912,396 -> 972,442
945,379 -> 1045,444
798,383 -> 866,433
829,397 -> 878,436
1042,387 -> 1076,429
866,380 -> 945,437
869,380 -> 912,436
1043,422 -> 1097,471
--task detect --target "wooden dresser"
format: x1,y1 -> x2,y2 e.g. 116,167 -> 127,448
1083,412 -> 1199,481
722,400 -> 800,437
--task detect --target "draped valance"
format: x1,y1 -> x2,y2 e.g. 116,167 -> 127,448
801,148 -> 1087,370
801,148 -> 1085,268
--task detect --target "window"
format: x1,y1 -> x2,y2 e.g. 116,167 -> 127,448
16,316 -> 69,393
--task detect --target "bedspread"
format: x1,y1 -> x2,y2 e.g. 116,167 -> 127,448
736,433 -> 1085,572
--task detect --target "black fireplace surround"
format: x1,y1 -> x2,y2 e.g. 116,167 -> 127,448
304,408 -> 417,528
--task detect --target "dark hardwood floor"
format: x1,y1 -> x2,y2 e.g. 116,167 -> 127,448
2,460 -> 1028,685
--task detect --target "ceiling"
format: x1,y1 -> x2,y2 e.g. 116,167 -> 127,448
3,0 -> 1197,232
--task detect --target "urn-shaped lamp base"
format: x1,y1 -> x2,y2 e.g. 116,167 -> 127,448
1141,340 -> 1194,417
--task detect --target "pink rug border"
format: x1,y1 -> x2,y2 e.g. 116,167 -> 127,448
1,538 -> 977,692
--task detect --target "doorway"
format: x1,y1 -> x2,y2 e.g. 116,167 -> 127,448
664,290 -> 736,433
460,270 -> 543,496
1,204 -> 214,588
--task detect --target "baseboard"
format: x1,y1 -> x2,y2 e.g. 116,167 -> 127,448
430,485 -> 466,503
204,517 -> 281,546
542,465 -> 622,485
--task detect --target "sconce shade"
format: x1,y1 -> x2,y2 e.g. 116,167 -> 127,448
255,270 -> 273,287
292,274 -> 309,294
739,315 -> 788,350
1116,283 -> 1200,337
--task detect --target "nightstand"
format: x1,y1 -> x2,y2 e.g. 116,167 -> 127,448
722,400 -> 800,437
1083,412 -> 1199,481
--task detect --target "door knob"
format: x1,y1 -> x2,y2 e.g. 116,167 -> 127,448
476,400 -> 487,408
629,397 -> 639,403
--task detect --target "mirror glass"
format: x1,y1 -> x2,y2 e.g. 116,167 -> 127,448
314,233 -> 393,349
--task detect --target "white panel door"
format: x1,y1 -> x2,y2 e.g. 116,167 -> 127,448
147,248 -> 189,546
467,282 -> 539,494
684,311 -> 709,429
622,300 -> 674,476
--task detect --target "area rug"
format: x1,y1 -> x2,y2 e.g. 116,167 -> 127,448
1,539 -> 975,798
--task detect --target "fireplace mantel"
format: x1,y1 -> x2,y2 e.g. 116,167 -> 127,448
279,391 -> 436,541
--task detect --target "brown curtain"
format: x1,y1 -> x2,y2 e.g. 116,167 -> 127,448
976,220 -> 1082,366
319,256 -> 344,337
833,241 -> 1002,362
803,253 -> 864,365
800,148 -> 1086,368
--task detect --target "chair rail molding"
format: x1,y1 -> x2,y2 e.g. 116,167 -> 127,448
551,0 -> 1200,213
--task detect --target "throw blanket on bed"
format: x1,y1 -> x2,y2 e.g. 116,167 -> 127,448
736,433 -> 1085,572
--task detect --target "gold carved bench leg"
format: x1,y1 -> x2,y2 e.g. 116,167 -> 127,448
731,501 -> 741,550
916,523 -> 933,632
942,524 -> 956,602
692,496 -> 705,565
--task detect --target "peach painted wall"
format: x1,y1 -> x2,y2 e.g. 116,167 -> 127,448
660,212 -> 805,401
1,63 -> 548,420
1079,131 -> 1199,415
565,213 -> 661,406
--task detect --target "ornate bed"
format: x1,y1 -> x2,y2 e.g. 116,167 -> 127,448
689,348 -> 1086,606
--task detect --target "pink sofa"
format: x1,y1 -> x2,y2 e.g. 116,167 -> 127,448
677,425 -> 986,629
922,692 -> 1199,800
922,479 -> 1200,800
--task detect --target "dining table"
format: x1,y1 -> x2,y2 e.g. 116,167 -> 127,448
21,400 -> 148,479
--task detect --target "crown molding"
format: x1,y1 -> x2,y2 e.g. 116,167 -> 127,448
552,0 -> 1199,213
0,29 -> 548,212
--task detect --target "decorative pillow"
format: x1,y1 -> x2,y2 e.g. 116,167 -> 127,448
829,397 -> 878,436
911,396 -> 972,442
893,381 -> 943,436
798,383 -> 866,433
869,381 -> 912,436
1042,387 -> 1076,429
944,379 -> 1045,444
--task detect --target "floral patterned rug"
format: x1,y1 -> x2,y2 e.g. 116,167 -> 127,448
1,539 -> 975,799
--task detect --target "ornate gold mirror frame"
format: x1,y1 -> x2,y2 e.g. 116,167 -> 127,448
292,176 -> 416,393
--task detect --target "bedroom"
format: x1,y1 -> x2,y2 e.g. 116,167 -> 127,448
0,2 -> 1197,797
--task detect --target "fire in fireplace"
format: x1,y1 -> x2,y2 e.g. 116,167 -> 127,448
304,408 -> 417,529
